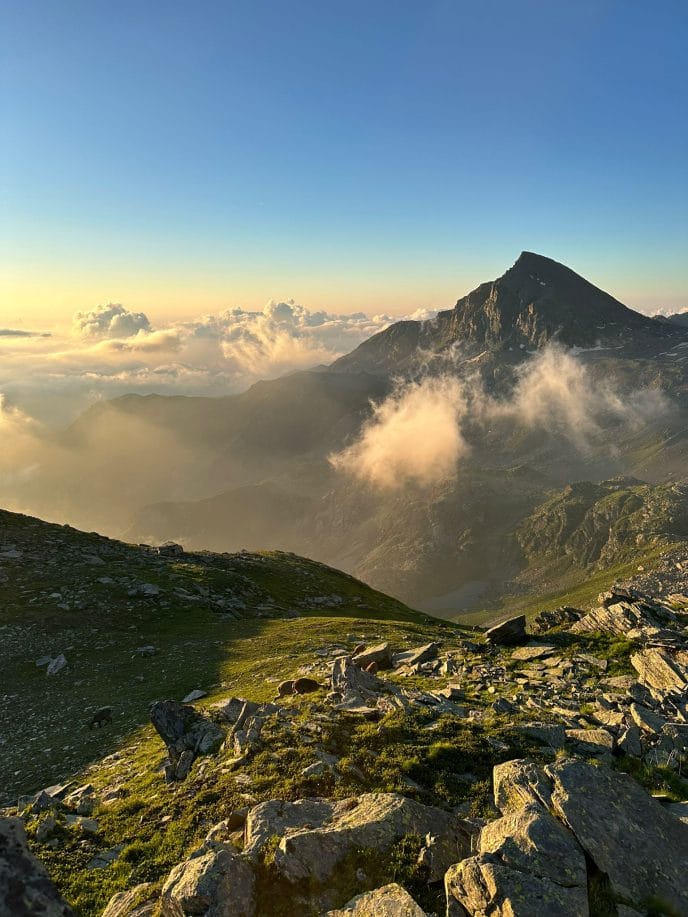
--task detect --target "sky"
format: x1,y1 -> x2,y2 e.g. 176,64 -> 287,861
1,0 -> 687,333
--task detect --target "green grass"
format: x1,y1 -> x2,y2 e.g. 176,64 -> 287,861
455,543 -> 676,627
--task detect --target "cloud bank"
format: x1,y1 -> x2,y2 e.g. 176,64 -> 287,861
330,346 -> 668,489
1,300 -> 432,426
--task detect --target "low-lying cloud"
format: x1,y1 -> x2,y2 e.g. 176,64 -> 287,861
330,376 -> 469,489
330,346 -> 669,489
0,299 -> 430,427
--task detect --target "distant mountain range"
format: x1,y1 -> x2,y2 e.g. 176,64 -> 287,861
10,253 -> 688,615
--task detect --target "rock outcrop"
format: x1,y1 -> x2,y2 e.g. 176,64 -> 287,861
0,817 -> 74,916
149,700 -> 225,781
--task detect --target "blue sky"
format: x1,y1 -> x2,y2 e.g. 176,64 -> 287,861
1,0 -> 687,324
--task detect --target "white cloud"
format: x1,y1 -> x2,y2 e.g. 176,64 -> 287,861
330,346 -> 669,490
72,303 -> 152,338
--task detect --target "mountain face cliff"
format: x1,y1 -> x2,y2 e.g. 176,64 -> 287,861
6,253 -> 688,612
331,251 -> 681,375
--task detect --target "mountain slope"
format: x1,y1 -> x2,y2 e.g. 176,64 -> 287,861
0,508 -> 422,805
332,251 -> 683,374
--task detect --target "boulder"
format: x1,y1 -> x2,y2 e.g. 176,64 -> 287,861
485,615 -> 526,646
327,883 -> 427,916
102,883 -> 156,917
353,642 -> 393,670
46,654 -> 67,676
0,816 -> 74,915
161,844 -> 256,917
392,643 -> 439,668
243,798 -> 338,860
150,700 -> 225,780
446,803 -> 588,917
331,655 -> 384,711
493,759 -> 552,814
272,793 -> 470,888
631,648 -> 688,695
629,702 -> 666,734
547,758 -> 688,915
531,606 -> 582,634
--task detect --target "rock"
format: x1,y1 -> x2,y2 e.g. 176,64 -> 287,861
35,655 -> 52,667
0,817 -> 74,915
161,844 -> 256,917
485,615 -> 526,646
211,697 -> 258,724
331,655 -> 383,710
517,722 -> 566,749
392,643 -> 439,668
150,700 -> 225,780
46,654 -> 67,676
181,690 -> 207,703
244,798 -> 338,860
102,883 -> 156,917
353,642 -> 393,670
564,728 -> 614,754
630,702 -> 666,734
35,814 -> 57,843
272,793 -> 470,889
617,724 -> 643,757
86,844 -> 124,870
531,606 -> 583,634
631,648 -> 688,695
493,759 -> 552,814
547,758 -> 688,914
510,644 -> 555,661
445,804 -> 588,917
156,541 -> 184,556
327,883 -> 427,916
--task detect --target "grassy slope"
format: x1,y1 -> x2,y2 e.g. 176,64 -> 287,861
456,543 -> 675,627
0,508 -> 424,805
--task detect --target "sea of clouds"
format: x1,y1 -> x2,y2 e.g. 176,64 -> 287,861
0,300 -> 437,427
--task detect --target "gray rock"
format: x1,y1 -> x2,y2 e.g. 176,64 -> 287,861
161,844 -> 256,917
392,642 -> 439,668
493,759 -> 553,814
101,883 -> 156,917
485,615 -> 527,646
150,700 -> 225,781
445,804 -> 588,917
181,689 -> 207,703
46,654 -> 67,676
564,728 -> 614,754
617,724 -> 642,757
547,758 -> 688,914
327,883 -> 427,915
244,798 -> 338,860
510,645 -> 555,661
630,702 -> 666,734
353,642 -> 393,670
270,793 -> 470,890
0,817 -> 74,915
517,722 -> 566,749
631,648 -> 688,694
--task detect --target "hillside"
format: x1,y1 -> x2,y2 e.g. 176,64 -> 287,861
0,508 -> 421,806
3,534 -> 688,915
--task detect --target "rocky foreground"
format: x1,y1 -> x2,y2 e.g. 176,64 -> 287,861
3,587 -> 688,915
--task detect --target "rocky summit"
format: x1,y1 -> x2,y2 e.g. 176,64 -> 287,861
3,509 -> 688,917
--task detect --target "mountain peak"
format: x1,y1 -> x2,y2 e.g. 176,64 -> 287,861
332,252 -> 682,374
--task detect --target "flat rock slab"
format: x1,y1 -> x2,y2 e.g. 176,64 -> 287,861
511,645 -> 555,661
547,758 -> 688,915
327,883 -> 427,916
